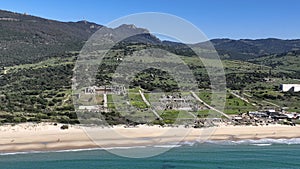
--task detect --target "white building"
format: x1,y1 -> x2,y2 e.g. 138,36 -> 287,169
84,85 -> 126,95
280,84 -> 300,92
78,105 -> 101,112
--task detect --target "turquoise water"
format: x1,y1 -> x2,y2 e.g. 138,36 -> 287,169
1,141 -> 300,169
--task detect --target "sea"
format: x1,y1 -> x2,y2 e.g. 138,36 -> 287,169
1,139 -> 300,169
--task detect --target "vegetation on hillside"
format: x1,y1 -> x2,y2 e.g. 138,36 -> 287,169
0,9 -> 299,124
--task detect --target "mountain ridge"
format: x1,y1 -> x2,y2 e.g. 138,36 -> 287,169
1,9 -> 300,65
208,38 -> 300,60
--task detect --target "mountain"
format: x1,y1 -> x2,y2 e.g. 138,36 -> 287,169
0,10 -> 103,66
3,9 -> 300,66
0,10 -> 166,67
93,24 -> 161,45
208,38 -> 300,60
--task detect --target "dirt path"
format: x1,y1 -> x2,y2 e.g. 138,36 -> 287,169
190,91 -> 230,119
139,90 -> 163,120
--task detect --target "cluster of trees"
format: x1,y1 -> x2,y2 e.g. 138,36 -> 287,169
0,54 -> 79,124
130,68 -> 179,92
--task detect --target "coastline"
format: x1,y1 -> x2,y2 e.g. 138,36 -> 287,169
1,123 -> 300,153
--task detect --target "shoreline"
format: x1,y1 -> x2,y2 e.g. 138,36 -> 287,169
1,123 -> 300,153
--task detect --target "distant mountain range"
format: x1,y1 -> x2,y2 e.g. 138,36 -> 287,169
1,9 -> 300,66
209,38 -> 300,60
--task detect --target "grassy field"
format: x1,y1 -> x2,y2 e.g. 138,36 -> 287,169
160,110 -> 194,124
128,88 -> 148,109
244,90 -> 300,112
106,94 -> 115,109
196,90 -> 257,115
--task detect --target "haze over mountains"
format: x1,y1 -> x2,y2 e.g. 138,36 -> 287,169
1,9 -> 300,66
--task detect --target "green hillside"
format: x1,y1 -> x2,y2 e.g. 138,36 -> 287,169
0,9 -> 299,125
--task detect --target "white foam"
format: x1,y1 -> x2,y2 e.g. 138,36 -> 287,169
0,148 -> 105,156
204,138 -> 300,145
2,138 -> 300,156
54,148 -> 102,153
153,145 -> 181,148
180,141 -> 196,146
250,143 -> 272,146
0,151 -> 43,156
103,146 -> 147,150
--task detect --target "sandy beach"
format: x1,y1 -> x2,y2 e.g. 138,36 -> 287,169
1,123 -> 300,153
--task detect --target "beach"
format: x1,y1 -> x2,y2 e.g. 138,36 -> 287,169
1,123 -> 300,153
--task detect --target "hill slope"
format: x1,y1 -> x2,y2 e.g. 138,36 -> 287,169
249,50 -> 300,74
209,38 -> 300,60
0,10 -> 102,66
0,9 -> 299,124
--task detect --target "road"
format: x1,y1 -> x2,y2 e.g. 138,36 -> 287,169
190,91 -> 230,119
262,100 -> 280,108
138,90 -> 151,107
139,90 -> 163,120
229,91 -> 249,103
229,90 -> 258,107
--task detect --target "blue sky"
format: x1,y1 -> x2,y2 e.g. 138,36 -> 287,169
1,0 -> 300,39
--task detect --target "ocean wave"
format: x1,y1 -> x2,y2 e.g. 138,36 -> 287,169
0,145 -> 179,156
180,141 -> 196,146
204,138 -> 300,145
250,143 -> 272,146
0,147 -> 107,156
153,144 -> 181,148
103,146 -> 147,150
2,138 -> 300,156
0,150 -> 44,156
